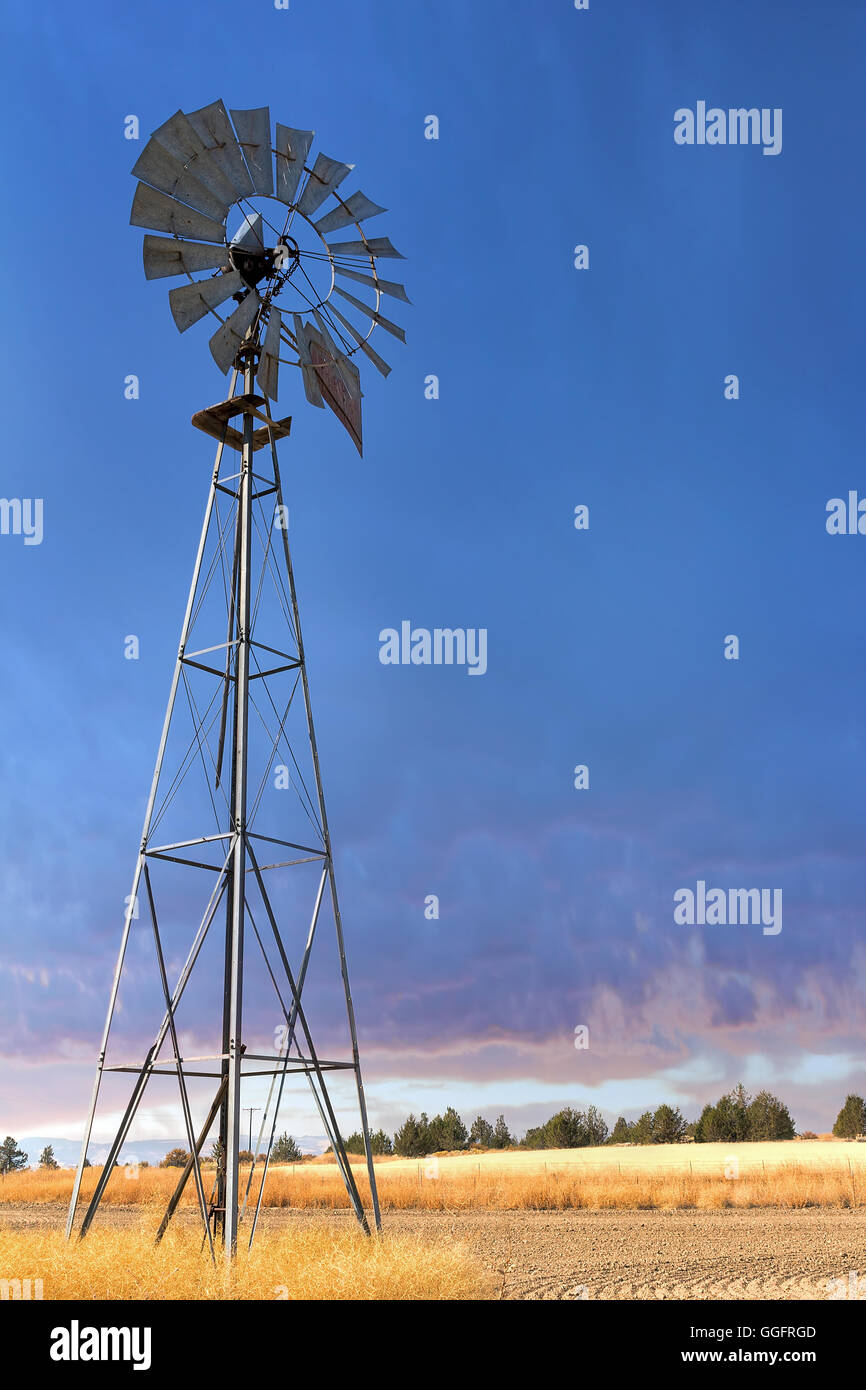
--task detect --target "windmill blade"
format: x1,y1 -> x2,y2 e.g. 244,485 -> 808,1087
310,307 -> 354,370
331,345 -> 361,397
292,314 -> 325,408
296,153 -> 354,217
151,109 -> 238,209
333,285 -> 406,342
311,308 -> 364,396
275,125 -> 314,206
326,236 -> 404,260
143,236 -> 229,281
169,270 -> 246,333
186,99 -> 255,199
131,182 -> 226,244
314,191 -> 387,237
335,265 -> 410,303
230,213 -> 265,253
131,138 -> 229,222
229,107 -> 274,196
335,351 -> 362,418
257,308 -> 282,400
327,303 -> 392,378
305,322 -> 363,457
310,308 -> 342,358
209,292 -> 261,373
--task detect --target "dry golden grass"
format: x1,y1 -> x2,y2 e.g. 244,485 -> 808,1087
261,1162 -> 860,1212
0,1223 -> 491,1300
2,1142 -> 865,1213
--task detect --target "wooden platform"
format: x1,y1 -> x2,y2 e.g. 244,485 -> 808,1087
191,393 -> 292,453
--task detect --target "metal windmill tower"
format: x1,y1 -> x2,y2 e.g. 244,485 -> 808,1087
66,101 -> 408,1259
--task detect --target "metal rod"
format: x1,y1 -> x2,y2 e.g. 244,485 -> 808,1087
144,852 -> 225,871
221,348 -> 256,1260
147,834 -> 233,854
249,663 -> 302,681
247,832 -> 326,855
183,641 -> 240,660
105,1067 -> 224,1078
246,856 -> 323,871
214,472 -> 242,791
249,640 -> 300,662
181,657 -> 236,681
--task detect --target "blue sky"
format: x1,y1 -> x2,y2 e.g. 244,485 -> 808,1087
1,0 -> 865,1150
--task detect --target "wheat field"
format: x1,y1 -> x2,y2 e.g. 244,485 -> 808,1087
3,1141 -> 864,1213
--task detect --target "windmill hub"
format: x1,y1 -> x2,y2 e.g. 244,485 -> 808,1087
229,242 -> 276,289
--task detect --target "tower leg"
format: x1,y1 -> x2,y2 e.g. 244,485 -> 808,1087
220,350 -> 255,1258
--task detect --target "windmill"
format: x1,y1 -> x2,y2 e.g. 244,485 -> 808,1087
65,101 -> 408,1260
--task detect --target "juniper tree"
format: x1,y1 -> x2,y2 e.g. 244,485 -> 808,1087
747,1090 -> 795,1141
470,1116 -> 495,1147
272,1133 -> 303,1161
492,1115 -> 514,1148
393,1113 -> 428,1156
833,1094 -> 866,1139
426,1107 -> 468,1152
730,1083 -> 752,1141
609,1116 -> 633,1144
652,1105 -> 687,1144
0,1137 -> 28,1173
584,1105 -> 609,1147
159,1147 -> 190,1168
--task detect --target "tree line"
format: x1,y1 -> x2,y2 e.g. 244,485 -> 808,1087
2,1090 -> 865,1172
158,1133 -> 305,1168
332,1087 -> 866,1157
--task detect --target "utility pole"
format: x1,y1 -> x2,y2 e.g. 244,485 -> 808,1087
243,1107 -> 261,1156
